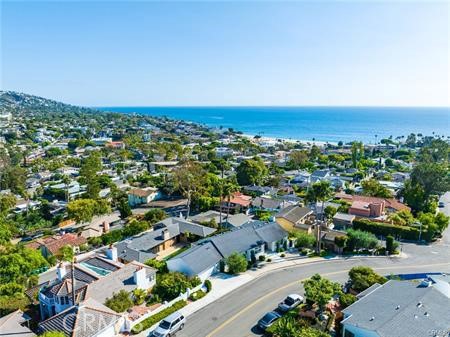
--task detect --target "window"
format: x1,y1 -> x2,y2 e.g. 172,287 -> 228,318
344,329 -> 355,337
60,297 -> 65,305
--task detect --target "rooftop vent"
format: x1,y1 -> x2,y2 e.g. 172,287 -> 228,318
369,316 -> 375,321
417,302 -> 423,308
424,312 -> 429,317
395,305 -> 400,310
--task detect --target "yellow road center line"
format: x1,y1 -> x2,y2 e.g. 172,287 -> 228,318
205,261 -> 450,337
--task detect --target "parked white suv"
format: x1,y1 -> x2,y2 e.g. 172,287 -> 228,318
151,311 -> 185,337
278,294 -> 303,312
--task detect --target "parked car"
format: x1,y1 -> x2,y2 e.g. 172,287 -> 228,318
258,311 -> 281,330
151,311 -> 185,337
438,201 -> 445,208
278,294 -> 303,312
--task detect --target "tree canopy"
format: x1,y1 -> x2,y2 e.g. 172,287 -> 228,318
348,266 -> 387,292
236,157 -> 268,186
226,252 -> 248,274
361,179 -> 392,198
302,274 -> 342,310
152,272 -> 201,302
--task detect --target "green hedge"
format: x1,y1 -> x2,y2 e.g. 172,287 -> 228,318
131,300 -> 187,334
353,219 -> 425,241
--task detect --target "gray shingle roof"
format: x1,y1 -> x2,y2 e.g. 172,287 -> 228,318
116,217 -> 216,262
87,262 -> 156,304
115,241 -> 156,263
226,213 -> 252,227
168,221 -> 287,276
39,298 -> 121,337
42,265 -> 99,299
169,242 -> 223,276
276,205 -> 312,223
252,197 -> 284,210
81,256 -> 120,272
252,221 -> 288,244
333,212 -> 355,222
208,226 -> 264,258
342,280 -> 450,337
0,310 -> 35,337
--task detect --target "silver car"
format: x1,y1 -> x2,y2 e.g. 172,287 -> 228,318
278,294 -> 303,312
151,311 -> 185,337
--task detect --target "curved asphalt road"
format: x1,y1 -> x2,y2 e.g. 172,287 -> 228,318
176,227 -> 450,337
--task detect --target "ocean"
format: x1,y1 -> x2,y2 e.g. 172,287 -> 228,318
98,106 -> 450,143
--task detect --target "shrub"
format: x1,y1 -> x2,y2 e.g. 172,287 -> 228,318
258,255 -> 266,262
346,229 -> 379,251
267,258 -> 272,262
144,208 -> 167,224
131,300 -> 187,334
280,253 -> 285,258
105,290 -> 134,313
189,289 -> 206,301
385,235 -> 399,254
339,293 -> 357,308
226,252 -> 248,274
40,332 -> 66,337
144,259 -> 168,274
353,219 -> 422,241
152,272 -> 201,302
133,288 -> 147,305
292,231 -> 316,249
204,279 -> 212,293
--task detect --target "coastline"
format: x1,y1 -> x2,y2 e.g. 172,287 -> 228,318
241,134 -> 337,147
98,106 -> 450,144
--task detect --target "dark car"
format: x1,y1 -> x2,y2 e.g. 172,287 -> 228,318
257,311 -> 281,330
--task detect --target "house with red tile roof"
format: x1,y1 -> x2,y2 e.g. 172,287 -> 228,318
220,192 -> 252,214
335,193 -> 410,213
26,233 -> 87,258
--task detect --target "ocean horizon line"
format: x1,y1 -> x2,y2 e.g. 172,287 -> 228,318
94,105 -> 450,109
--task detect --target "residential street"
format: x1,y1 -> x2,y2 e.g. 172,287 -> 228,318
439,192 -> 450,217
176,233 -> 450,337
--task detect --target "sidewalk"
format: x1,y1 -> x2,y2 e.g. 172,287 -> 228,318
135,251 -> 404,336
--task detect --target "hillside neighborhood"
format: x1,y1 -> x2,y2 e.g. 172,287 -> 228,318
1,91 -> 450,337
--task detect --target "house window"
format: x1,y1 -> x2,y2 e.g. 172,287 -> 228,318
344,329 -> 355,337
60,297 -> 65,305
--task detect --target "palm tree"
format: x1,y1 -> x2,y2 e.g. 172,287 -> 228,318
62,174 -> 71,202
223,181 -> 239,223
306,181 -> 333,253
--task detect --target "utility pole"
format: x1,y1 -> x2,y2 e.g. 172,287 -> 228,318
71,257 -> 76,306
219,162 -> 224,228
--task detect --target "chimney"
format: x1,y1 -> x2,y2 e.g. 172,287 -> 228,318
369,203 -> 383,217
133,266 -> 149,289
103,221 -> 110,233
106,244 -> 118,261
56,263 -> 67,281
161,229 -> 170,241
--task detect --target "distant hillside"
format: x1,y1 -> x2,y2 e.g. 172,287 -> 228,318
0,91 -> 99,115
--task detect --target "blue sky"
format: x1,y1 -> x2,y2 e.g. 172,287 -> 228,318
1,1 -> 449,107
